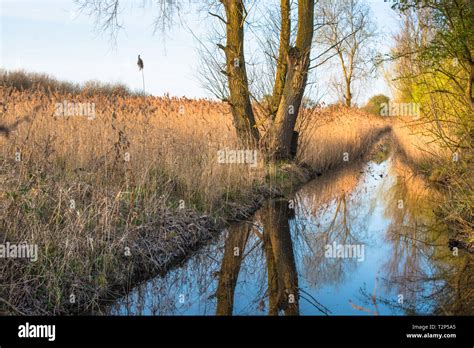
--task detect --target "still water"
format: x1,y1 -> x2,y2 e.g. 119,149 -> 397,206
109,156 -> 472,315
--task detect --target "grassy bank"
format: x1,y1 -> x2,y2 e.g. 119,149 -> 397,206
391,118 -> 473,252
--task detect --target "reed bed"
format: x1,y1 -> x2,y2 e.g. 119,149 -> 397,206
297,106 -> 391,172
0,71 -> 396,314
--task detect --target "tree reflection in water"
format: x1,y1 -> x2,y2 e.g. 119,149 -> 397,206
291,162 -> 372,289
364,158 -> 474,315
109,156 -> 473,316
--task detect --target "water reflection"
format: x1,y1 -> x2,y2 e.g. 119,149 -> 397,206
108,156 -> 473,316
375,160 -> 473,314
215,223 -> 251,315
260,199 -> 299,315
292,164 -> 373,289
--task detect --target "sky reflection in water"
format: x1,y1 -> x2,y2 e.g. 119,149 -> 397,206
110,157 -> 469,315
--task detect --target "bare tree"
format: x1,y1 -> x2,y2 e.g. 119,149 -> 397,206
75,0 -> 184,43
78,0 -> 319,158
316,0 -> 377,107
266,0 -> 315,159
219,0 -> 260,143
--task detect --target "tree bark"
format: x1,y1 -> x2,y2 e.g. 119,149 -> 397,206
222,0 -> 260,144
269,0 -> 314,160
345,77 -> 352,107
269,0 -> 291,120
467,60 -> 474,108
337,50 -> 352,107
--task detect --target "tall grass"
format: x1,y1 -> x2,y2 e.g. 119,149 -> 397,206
0,71 -> 394,314
391,118 -> 450,170
391,117 -> 473,243
297,106 -> 391,172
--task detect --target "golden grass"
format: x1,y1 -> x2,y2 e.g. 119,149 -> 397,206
390,118 -> 451,168
390,117 -> 473,242
296,106 -> 391,171
0,72 -> 397,314
0,83 -> 267,314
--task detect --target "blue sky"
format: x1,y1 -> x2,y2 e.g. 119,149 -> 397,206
0,0 -> 400,103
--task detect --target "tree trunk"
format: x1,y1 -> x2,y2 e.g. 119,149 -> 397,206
345,78 -> 352,107
263,225 -> 279,315
269,0 -> 314,160
215,223 -> 251,315
269,0 -> 291,120
261,199 -> 299,315
222,0 -> 260,144
467,60 -> 474,108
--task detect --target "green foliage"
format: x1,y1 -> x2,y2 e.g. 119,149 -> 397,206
390,0 -> 473,241
363,94 -> 390,116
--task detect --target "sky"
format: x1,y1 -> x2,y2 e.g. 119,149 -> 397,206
0,0 -> 401,104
